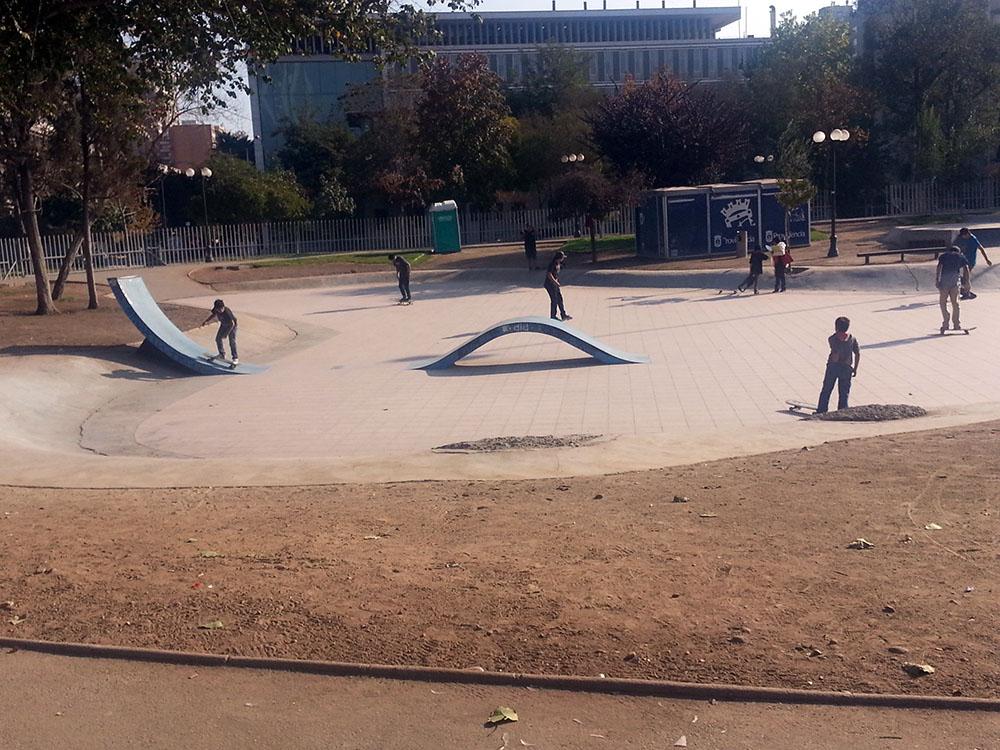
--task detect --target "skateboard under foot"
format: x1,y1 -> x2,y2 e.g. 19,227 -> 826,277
938,326 -> 976,335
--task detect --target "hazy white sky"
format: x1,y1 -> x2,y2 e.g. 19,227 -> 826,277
211,0 -> 847,132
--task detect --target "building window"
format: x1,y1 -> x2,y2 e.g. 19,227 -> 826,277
672,49 -> 680,76
612,50 -> 621,79
687,48 -> 695,77
702,49 -> 709,77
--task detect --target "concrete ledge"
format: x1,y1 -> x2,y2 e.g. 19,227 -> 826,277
3,638 -> 997,712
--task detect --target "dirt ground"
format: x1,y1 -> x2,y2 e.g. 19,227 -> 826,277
0,281 -> 203,349
2,423 -> 997,699
189,219 -> 914,288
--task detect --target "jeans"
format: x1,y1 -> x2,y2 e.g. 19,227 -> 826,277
398,275 -> 411,301
939,285 -> 960,328
817,362 -> 852,413
738,272 -> 760,292
216,324 -> 237,358
774,268 -> 786,292
546,284 -> 566,318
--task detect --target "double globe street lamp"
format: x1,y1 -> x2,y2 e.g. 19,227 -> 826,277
812,128 -> 851,258
185,166 -> 214,261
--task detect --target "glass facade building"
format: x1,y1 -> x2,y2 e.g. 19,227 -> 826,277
250,6 -> 765,167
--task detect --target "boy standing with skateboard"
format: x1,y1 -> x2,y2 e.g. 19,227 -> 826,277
936,246 -> 971,333
201,299 -> 238,366
389,254 -> 411,303
817,316 -> 860,413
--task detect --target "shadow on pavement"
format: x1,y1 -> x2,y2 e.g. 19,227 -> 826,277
424,357 -> 600,377
861,334 -> 944,350
1,344 -> 188,380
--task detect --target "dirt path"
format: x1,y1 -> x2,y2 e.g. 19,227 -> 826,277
2,422 -> 997,699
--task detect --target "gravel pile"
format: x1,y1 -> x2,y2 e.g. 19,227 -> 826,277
434,434 -> 603,452
809,404 -> 927,422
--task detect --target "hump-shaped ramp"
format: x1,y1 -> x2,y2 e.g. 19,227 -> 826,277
109,275 -> 267,375
415,316 -> 649,370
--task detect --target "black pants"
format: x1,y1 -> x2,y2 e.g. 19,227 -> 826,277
774,268 -> 786,292
525,251 -> 537,270
216,324 -> 237,358
739,272 -> 760,292
398,275 -> 411,301
546,284 -> 566,318
817,362 -> 852,413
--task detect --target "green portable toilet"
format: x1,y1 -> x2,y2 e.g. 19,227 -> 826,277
429,200 -> 461,254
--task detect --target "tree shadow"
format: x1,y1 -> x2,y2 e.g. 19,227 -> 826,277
609,295 -> 688,307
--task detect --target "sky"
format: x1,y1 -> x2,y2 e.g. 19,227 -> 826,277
208,0 -> 847,132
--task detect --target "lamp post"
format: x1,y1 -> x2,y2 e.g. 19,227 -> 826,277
753,153 -> 775,178
812,129 -> 851,258
186,166 -> 214,261
157,164 -> 170,227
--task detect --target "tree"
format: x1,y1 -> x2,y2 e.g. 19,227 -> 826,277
198,154 -> 310,223
216,130 -> 256,165
275,118 -> 355,209
416,54 -> 514,209
508,45 -> 600,117
1,0 -> 473,313
860,0 -> 1000,180
589,73 -> 748,188
775,134 -> 817,241
548,167 -> 619,263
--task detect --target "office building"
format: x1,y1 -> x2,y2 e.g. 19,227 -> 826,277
250,5 -> 766,167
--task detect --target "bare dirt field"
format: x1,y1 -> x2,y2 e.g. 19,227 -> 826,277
0,281 -> 203,349
3,422 -> 997,699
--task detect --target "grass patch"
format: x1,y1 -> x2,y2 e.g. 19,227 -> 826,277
811,229 -> 829,242
248,251 -> 428,268
560,234 -> 635,255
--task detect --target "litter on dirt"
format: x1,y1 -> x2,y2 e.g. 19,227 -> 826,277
197,619 -> 225,630
674,736 -> 688,747
847,538 -> 875,549
487,706 -> 518,725
924,523 -> 943,531
902,662 -> 936,677
198,551 -> 224,558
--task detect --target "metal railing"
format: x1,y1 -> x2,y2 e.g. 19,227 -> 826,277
0,207 -> 637,279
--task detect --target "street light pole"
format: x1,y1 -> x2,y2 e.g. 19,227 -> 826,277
812,129 -> 850,258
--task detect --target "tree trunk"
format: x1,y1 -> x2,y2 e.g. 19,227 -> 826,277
51,228 -> 86,300
79,72 -> 98,309
16,163 -> 57,315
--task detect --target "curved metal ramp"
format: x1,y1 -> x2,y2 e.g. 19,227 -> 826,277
414,316 -> 649,370
109,275 -> 267,376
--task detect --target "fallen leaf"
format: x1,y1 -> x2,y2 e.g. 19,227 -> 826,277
363,535 -> 382,541
924,523 -> 942,531
9,615 -> 25,625
487,706 -> 518,725
197,619 -> 225,630
674,737 -> 688,748
198,551 -> 224,558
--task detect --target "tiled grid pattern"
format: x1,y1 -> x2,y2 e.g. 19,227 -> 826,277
134,280 -> 997,460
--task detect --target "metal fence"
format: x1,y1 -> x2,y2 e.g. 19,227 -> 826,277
812,177 -> 1000,222
0,207 -> 636,279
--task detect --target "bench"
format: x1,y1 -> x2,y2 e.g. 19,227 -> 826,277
857,247 -> 946,265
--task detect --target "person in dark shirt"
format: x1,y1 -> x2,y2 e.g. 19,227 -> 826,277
201,299 -> 238,365
389,254 -> 411,303
522,226 -> 538,270
544,251 -> 572,321
737,247 -> 769,294
936,247 -> 971,333
816,316 -> 860,413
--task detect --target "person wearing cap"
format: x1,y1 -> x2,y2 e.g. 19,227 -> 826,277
737,245 -> 769,294
201,299 -> 238,365
770,241 -> 792,293
544,250 -> 572,321
936,246 -> 971,333
955,228 -> 992,300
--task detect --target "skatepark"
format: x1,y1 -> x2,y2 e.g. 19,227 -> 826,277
3,253 -> 1000,748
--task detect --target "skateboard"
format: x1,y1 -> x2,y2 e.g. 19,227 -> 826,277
202,355 -> 237,369
938,326 -> 976,335
786,400 -> 819,413
397,299 -> 412,305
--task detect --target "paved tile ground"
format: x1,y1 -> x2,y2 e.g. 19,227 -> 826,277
132,276 -> 996,461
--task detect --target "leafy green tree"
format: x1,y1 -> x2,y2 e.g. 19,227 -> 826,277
589,73 -> 747,187
548,166 -> 619,263
198,154 -> 310,223
416,54 -> 514,209
275,118 -> 355,207
860,0 -> 1000,180
508,45 -> 600,117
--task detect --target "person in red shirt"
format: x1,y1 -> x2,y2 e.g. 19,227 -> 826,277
817,316 -> 860,413
770,241 -> 793,293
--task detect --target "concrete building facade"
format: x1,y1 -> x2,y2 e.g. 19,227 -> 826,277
249,6 -> 765,168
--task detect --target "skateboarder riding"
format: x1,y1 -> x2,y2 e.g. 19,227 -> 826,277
201,299 -> 238,365
737,246 -> 769,294
816,316 -> 860,413
955,228 -> 992,300
936,246 -> 971,333
544,251 -> 572,321
389,254 -> 411,303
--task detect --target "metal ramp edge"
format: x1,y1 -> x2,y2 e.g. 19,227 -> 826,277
109,275 -> 267,376
413,316 -> 650,370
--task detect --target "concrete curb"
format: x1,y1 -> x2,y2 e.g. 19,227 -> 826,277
2,638 -> 997,712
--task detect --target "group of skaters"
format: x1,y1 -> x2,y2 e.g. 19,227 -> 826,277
200,228 -> 991,414
735,241 -> 794,294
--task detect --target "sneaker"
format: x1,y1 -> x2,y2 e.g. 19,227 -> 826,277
940,325 -> 948,334
561,314 -> 573,321
551,315 -> 560,320
232,358 -> 239,365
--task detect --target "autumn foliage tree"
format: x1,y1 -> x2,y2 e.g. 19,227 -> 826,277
588,74 -> 748,188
